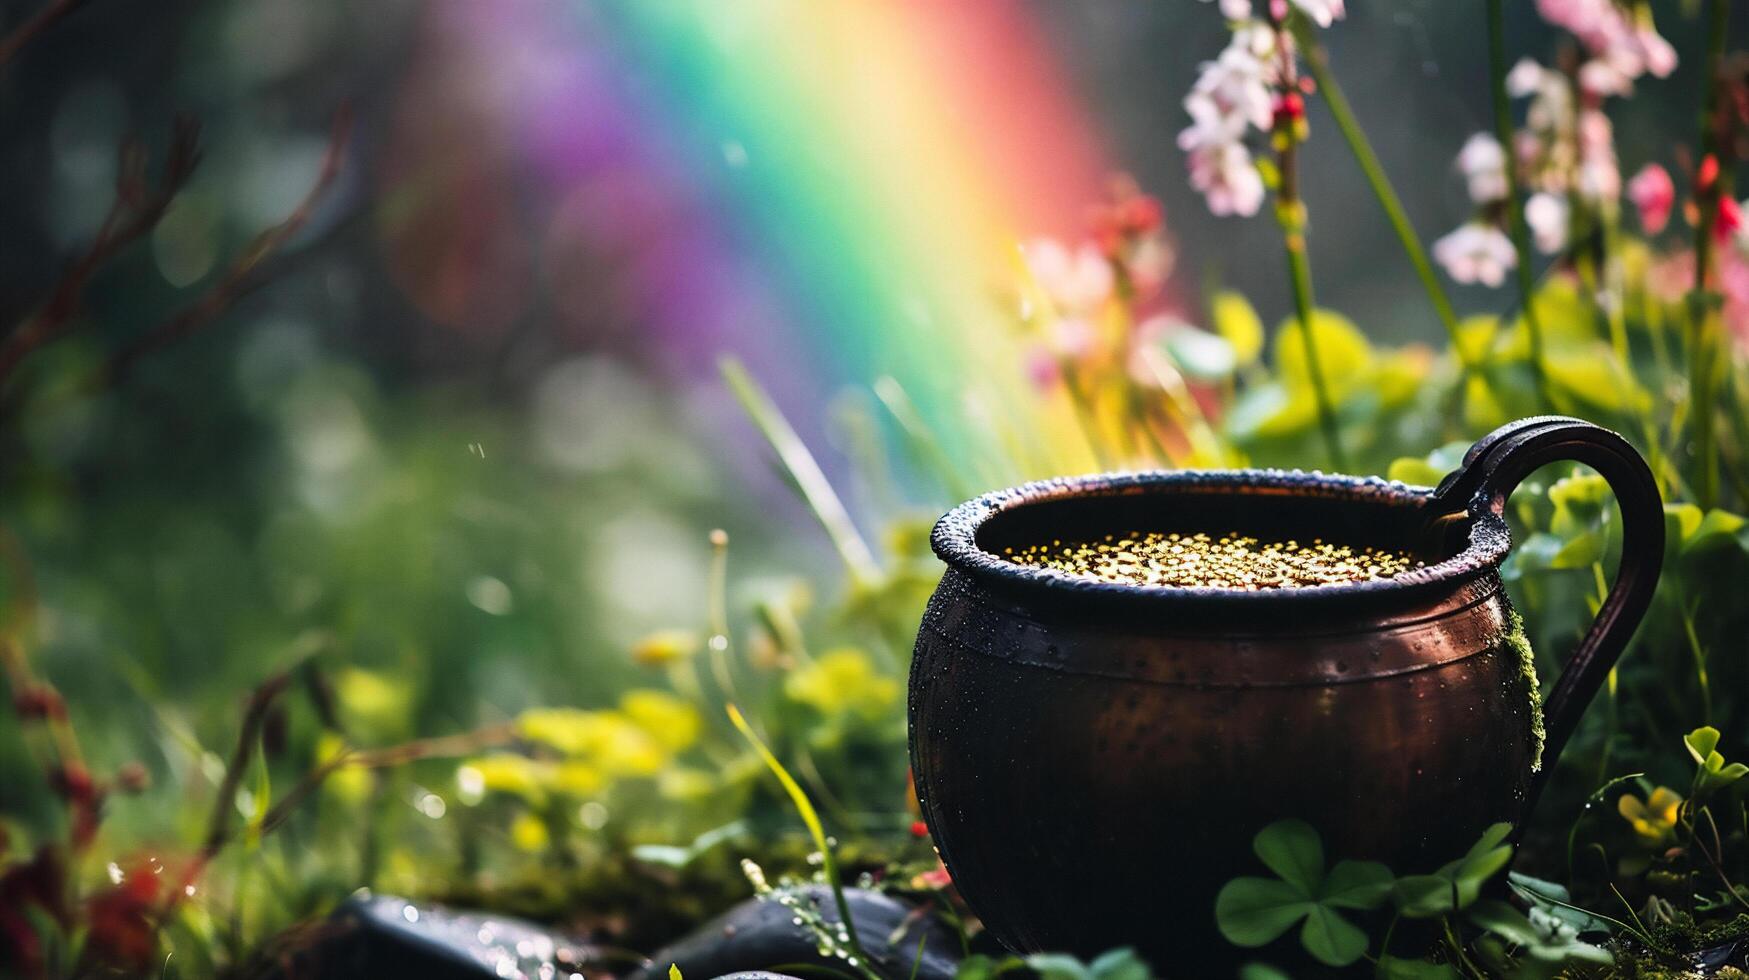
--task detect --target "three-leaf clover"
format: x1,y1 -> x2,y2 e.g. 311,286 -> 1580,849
1215,819 -> 1393,967
1391,822 -> 1514,919
1685,726 -> 1748,798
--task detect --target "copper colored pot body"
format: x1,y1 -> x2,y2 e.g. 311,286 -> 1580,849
908,418 -> 1663,970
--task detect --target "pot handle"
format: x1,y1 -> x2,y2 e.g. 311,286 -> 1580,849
1425,416 -> 1664,783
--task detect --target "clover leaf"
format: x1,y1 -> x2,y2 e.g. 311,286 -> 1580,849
1215,819 -> 1392,967
1392,822 -> 1514,919
1024,948 -> 1153,980
1686,726 -> 1748,797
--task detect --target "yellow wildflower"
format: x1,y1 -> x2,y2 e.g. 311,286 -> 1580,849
631,629 -> 700,667
553,761 -> 604,796
510,812 -> 549,851
1618,786 -> 1683,846
783,648 -> 899,720
315,733 -> 372,804
620,689 -> 702,751
456,753 -> 548,806
335,667 -> 412,739
592,714 -> 668,777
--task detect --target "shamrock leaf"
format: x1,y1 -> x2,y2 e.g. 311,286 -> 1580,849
1216,878 -> 1314,947
1215,820 -> 1392,967
1393,823 -> 1514,919
1686,726 -> 1749,797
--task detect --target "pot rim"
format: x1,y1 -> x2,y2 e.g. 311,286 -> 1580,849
930,468 -> 1511,607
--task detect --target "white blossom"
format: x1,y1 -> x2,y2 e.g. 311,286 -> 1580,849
1524,193 -> 1570,254
1181,133 -> 1266,217
1200,0 -> 1253,19
1290,0 -> 1346,28
1457,134 -> 1508,204
1434,223 -> 1517,287
1185,45 -> 1276,133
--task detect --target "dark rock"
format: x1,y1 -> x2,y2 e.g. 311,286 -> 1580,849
1688,932 -> 1749,975
635,887 -> 961,980
249,892 -> 592,980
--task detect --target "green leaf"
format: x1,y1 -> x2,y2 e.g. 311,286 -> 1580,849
1507,872 -> 1611,934
1321,860 -> 1394,910
1214,291 -> 1264,366
1544,346 -> 1650,414
1549,529 -> 1604,569
1273,309 -> 1374,400
1387,457 -> 1444,487
953,954 -> 1001,980
1466,899 -> 1541,946
1216,877 -> 1316,947
1252,819 -> 1324,895
1549,474 -> 1611,539
1683,510 -> 1746,556
1392,874 -> 1456,919
1237,965 -> 1292,980
1026,953 -> 1092,980
1376,956 -> 1461,980
1448,823 -> 1514,899
1164,328 -> 1239,382
1298,906 -> 1369,967
1086,947 -> 1152,980
1455,315 -> 1500,366
1501,532 -> 1565,580
1687,726 -> 1723,764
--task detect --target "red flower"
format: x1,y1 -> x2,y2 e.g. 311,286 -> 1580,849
84,857 -> 171,973
1717,196 -> 1742,242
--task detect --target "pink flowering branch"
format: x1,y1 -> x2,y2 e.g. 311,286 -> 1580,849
1265,7 -> 1345,471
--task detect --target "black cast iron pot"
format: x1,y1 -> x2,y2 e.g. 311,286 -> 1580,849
907,416 -> 1663,970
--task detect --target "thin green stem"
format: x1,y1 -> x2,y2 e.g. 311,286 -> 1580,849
1269,12 -> 1344,471
721,358 -> 882,584
1485,0 -> 1550,410
1688,0 -> 1730,509
1280,224 -> 1344,470
1298,28 -> 1471,374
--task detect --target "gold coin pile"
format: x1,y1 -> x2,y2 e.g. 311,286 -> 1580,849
1002,531 -> 1423,589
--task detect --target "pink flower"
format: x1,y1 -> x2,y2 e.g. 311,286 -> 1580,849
1457,133 -> 1508,204
1180,132 -> 1266,217
1536,0 -> 1676,83
1186,46 -> 1276,133
1434,223 -> 1517,287
1577,109 -> 1620,204
1628,164 -> 1674,235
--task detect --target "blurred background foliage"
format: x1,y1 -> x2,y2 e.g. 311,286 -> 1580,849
1,0 -> 1747,976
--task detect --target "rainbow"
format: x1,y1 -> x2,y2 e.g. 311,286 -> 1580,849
382,0 -> 1121,479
